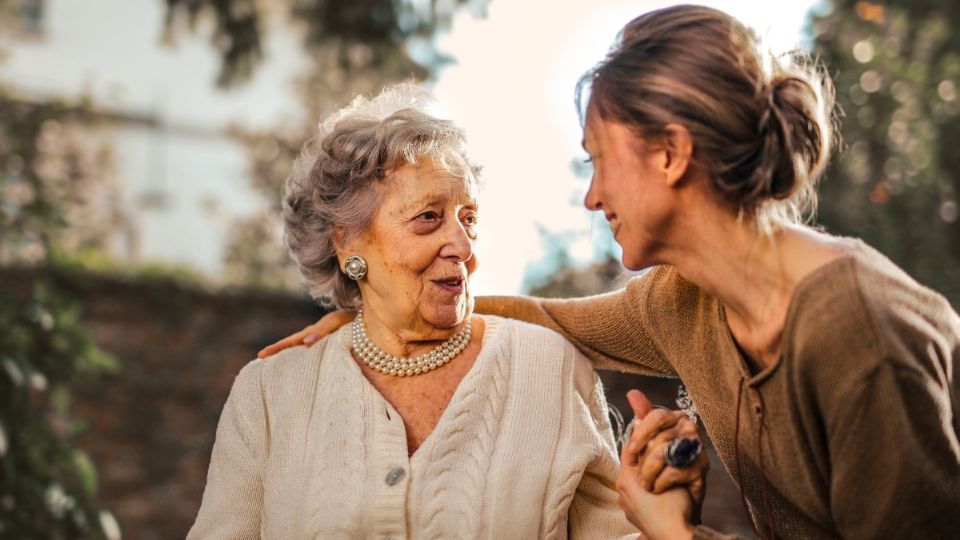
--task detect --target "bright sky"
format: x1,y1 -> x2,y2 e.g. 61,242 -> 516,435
431,0 -> 820,295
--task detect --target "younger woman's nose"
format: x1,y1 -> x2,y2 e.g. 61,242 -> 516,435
584,180 -> 603,212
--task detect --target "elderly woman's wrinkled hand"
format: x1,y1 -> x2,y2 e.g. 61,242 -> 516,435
257,310 -> 357,359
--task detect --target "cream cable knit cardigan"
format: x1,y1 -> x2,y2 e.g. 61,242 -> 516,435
188,316 -> 638,539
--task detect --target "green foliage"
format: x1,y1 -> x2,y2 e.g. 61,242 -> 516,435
0,281 -> 119,539
164,0 -> 484,87
0,92 -> 121,266
0,93 -> 75,263
812,0 -> 960,306
48,247 -> 209,287
0,30 -> 121,538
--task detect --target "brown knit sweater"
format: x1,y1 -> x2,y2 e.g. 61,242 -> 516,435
478,241 -> 960,539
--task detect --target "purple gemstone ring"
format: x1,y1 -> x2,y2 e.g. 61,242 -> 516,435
664,437 -> 702,468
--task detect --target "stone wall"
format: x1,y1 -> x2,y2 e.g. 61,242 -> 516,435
2,268 -> 752,538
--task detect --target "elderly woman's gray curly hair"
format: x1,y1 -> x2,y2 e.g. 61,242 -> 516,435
282,83 -> 481,309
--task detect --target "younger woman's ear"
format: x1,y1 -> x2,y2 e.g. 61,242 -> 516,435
660,123 -> 693,187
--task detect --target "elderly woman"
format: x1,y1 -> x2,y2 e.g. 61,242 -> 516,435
187,85 -> 671,539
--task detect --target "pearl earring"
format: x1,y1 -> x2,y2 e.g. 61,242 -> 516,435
343,255 -> 367,281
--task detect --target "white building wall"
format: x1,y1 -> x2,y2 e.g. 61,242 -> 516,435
0,0 -> 308,277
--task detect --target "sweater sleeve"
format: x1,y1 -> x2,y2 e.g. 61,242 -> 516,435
567,373 -> 640,539
827,360 -> 960,538
476,271 -> 675,377
187,360 -> 266,540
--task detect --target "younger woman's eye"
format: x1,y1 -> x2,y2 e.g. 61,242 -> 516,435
582,156 -> 593,164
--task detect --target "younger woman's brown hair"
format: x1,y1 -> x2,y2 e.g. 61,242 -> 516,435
578,4 -> 837,230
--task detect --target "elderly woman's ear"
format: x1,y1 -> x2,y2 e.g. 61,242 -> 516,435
331,226 -> 350,264
332,227 -> 370,282
332,226 -> 355,267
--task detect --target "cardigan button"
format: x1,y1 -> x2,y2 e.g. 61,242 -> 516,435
385,466 -> 406,486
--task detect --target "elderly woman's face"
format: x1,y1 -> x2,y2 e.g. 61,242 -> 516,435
345,160 -> 479,334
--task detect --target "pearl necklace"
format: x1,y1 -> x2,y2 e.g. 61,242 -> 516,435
351,308 -> 472,377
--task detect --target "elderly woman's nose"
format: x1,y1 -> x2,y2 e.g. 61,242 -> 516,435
439,219 -> 475,261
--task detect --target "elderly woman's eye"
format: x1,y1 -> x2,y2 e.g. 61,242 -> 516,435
462,212 -> 479,226
419,210 -> 440,221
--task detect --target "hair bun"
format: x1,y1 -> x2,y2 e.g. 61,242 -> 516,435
709,64 -> 834,223
749,73 -> 831,203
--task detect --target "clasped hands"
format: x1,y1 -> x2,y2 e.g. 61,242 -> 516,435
617,389 -> 707,540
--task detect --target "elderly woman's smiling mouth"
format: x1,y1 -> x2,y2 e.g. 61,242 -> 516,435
432,274 -> 466,294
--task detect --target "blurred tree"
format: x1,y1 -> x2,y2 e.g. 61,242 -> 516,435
0,7 -> 123,539
0,95 -> 122,538
528,256 -> 631,298
162,0 -> 488,290
812,0 -> 960,306
0,281 -> 120,539
0,94 -> 123,266
163,0 -> 482,88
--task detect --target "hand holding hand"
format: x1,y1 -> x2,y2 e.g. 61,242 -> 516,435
622,390 -> 708,504
616,389 -> 706,540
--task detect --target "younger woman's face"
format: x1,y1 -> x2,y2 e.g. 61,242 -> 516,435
581,107 -> 678,270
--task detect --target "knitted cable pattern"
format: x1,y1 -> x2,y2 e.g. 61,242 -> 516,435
541,352 -> 603,539
308,350 -> 367,536
420,336 -> 511,539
